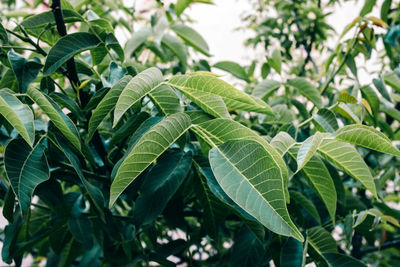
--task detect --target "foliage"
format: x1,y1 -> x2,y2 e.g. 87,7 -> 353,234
0,0 -> 399,266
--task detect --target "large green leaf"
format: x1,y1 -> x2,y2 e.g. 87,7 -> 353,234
213,61 -> 250,82
161,34 -> 187,71
288,78 -> 322,107
110,113 -> 192,207
148,84 -> 183,115
168,73 -> 273,115
113,67 -> 164,126
88,75 -> 132,140
27,87 -> 81,151
333,124 -> 400,157
209,139 -> 303,241
360,0 -> 376,16
270,131 -> 296,155
194,118 -> 290,200
4,138 -> 49,214
252,79 -> 281,100
307,226 -> 338,255
0,90 -> 34,146
171,24 -> 210,56
43,32 -> 101,75
317,139 -> 377,197
290,191 -> 321,224
133,151 -> 192,226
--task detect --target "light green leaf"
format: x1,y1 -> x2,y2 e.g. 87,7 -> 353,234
209,139 -> 303,241
307,226 -> 338,255
213,61 -> 249,82
289,145 -> 336,223
338,90 -> 357,104
288,78 -> 322,107
161,34 -> 187,71
333,124 -> 400,157
373,78 -> 391,102
383,71 -> 400,93
183,89 -> 229,118
27,87 -> 81,151
4,138 -> 49,214
168,73 -> 273,115
148,84 -> 183,115
109,113 -> 192,207
0,90 -> 34,146
88,75 -> 132,140
124,27 -> 152,57
312,108 -> 338,133
270,131 -> 296,156
171,24 -> 210,56
175,0 -> 214,16
296,132 -> 326,171
334,102 -> 360,123
317,139 -> 377,197
268,49 -> 282,74
113,67 -> 164,127
252,79 -> 281,100
43,32 -> 101,75
360,85 -> 379,116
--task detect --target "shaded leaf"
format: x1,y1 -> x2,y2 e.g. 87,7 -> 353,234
252,79 -> 281,100
161,34 -> 187,71
280,238 -> 303,267
8,50 -> 42,93
312,108 -> 338,133
171,24 -> 210,56
148,84 -> 183,115
323,253 -> 366,267
288,78 -> 322,107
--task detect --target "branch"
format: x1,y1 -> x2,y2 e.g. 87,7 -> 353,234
50,0 -> 89,106
359,240 -> 400,256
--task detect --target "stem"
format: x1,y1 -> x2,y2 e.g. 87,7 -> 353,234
0,46 -> 37,51
6,29 -> 47,56
359,240 -> 400,256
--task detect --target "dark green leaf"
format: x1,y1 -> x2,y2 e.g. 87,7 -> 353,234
280,238 -> 303,267
8,50 -> 42,93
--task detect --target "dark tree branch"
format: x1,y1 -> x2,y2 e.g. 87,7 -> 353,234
360,240 -> 400,256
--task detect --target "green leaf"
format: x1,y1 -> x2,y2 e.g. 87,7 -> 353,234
323,253 -> 366,267
110,113 -> 192,207
296,132 -> 326,171
124,27 -> 152,57
4,138 -> 49,214
68,215 -> 93,248
105,33 -> 125,61
43,32 -> 101,75
88,75 -> 132,140
209,139 -> 303,241
289,146 -> 337,223
270,131 -> 296,156
383,72 -> 400,93
8,50 -> 42,93
109,112 -> 150,147
290,191 -> 321,224
288,78 -> 322,107
307,226 -> 338,255
280,238 -> 303,267
334,103 -> 360,123
194,119 -> 290,201
312,108 -> 338,133
333,124 -> 400,157
0,89 -> 35,146
372,78 -> 391,102
50,92 -> 83,121
161,34 -> 187,71
268,49 -> 282,74
171,24 -> 211,56
317,139 -> 377,197
175,0 -> 214,16
133,151 -> 192,226
27,87 -> 81,151
252,79 -> 281,100
360,0 -> 377,16
148,84 -> 183,115
213,61 -> 250,82
0,22 -> 8,43
338,90 -> 358,104
21,9 -> 83,29
168,73 -> 273,115
113,67 -> 164,126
